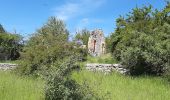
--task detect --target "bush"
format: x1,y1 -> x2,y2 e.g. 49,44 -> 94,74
45,55 -> 97,100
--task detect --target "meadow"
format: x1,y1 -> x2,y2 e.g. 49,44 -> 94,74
0,71 -> 44,100
72,54 -> 170,100
72,70 -> 170,100
0,54 -> 170,100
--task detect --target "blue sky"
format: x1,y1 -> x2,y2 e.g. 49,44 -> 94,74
0,0 -> 167,38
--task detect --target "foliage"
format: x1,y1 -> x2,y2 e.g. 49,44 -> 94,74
18,17 -> 90,99
111,4 -> 170,75
0,24 -> 22,60
45,55 -> 94,100
18,17 -> 71,75
74,29 -> 90,46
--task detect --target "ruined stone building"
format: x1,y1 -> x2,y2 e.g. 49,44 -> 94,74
88,29 -> 106,56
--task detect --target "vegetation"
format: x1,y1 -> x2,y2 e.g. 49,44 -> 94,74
110,3 -> 170,75
72,70 -> 170,100
0,24 -> 22,60
16,17 -> 91,100
45,55 -> 98,100
74,29 -> 90,46
87,53 -> 117,64
0,71 -> 44,100
0,2 -> 170,100
18,17 -> 70,75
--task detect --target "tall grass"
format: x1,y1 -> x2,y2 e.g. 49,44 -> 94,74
0,71 -> 45,100
72,70 -> 170,100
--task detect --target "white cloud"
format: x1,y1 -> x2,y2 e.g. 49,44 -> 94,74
81,18 -> 89,24
75,18 -> 89,29
53,0 -> 106,20
75,18 -> 104,31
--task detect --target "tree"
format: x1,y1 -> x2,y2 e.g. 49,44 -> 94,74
110,4 -> 170,75
19,17 -> 70,75
75,29 -> 90,46
0,24 -> 22,60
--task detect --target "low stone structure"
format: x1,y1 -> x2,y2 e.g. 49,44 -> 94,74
88,29 -> 106,56
0,63 -> 17,70
86,63 -> 129,74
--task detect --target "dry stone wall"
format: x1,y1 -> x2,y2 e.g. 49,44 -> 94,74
86,63 -> 129,74
0,63 -> 17,70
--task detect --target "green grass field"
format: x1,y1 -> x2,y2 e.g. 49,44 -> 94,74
0,71 -> 45,100
73,54 -> 170,100
72,70 -> 170,100
1,54 -> 170,100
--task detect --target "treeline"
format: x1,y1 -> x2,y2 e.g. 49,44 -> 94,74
0,24 -> 22,60
108,3 -> 170,75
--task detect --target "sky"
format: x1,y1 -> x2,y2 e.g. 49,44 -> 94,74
0,0 -> 168,38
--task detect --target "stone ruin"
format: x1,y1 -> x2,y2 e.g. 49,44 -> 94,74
88,29 -> 106,56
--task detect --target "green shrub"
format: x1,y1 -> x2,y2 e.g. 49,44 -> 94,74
45,55 -> 96,100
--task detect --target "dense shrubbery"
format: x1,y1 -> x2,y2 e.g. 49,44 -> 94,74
45,55 -> 97,100
110,3 -> 170,75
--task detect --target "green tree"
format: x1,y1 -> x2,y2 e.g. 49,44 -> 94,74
18,17 -> 94,99
75,29 -> 90,46
19,17 -> 70,75
111,4 -> 170,75
0,24 -> 22,60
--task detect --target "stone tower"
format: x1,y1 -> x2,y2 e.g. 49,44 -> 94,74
88,29 -> 106,56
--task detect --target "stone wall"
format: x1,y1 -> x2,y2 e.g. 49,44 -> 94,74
86,63 -> 129,74
0,63 -> 17,70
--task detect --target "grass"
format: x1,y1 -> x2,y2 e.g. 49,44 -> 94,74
0,60 -> 20,64
86,53 -> 117,64
72,70 -> 170,100
1,53 -> 169,100
73,53 -> 170,100
0,71 -> 45,100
